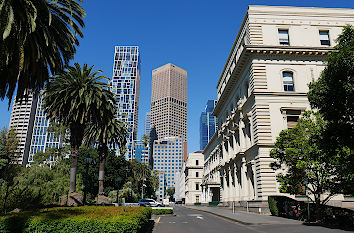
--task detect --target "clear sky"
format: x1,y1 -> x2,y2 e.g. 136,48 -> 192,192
1,0 -> 353,153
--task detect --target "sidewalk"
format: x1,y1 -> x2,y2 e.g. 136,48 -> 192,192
185,205 -> 303,225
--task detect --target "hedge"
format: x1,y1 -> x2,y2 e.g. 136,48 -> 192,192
151,209 -> 173,215
0,206 -> 152,233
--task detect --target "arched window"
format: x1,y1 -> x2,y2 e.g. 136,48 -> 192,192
283,71 -> 294,91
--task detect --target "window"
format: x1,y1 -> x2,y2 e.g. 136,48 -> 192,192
196,172 -> 199,177
286,110 -> 302,129
283,72 -> 294,91
319,31 -> 330,46
278,29 -> 289,45
196,160 -> 199,166
195,183 -> 199,190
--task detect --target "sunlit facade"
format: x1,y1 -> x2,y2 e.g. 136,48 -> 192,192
110,46 -> 141,160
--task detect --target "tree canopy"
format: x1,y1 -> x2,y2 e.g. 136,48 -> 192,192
308,25 -> 354,194
0,0 -> 86,102
270,111 -> 344,207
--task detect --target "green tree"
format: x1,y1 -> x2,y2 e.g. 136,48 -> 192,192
118,181 -> 138,203
43,63 -> 114,204
308,25 -> 354,194
166,187 -> 175,201
84,117 -> 128,197
142,134 -> 150,147
0,127 -> 21,213
0,0 -> 85,102
270,111 -> 344,219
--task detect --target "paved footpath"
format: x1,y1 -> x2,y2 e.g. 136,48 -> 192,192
152,206 -> 350,233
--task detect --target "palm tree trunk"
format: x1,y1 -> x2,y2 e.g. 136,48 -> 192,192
98,144 -> 108,195
69,124 -> 84,193
70,144 -> 79,193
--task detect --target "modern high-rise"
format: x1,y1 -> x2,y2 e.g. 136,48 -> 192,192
9,93 -> 38,165
144,112 -> 151,136
28,94 -> 63,164
150,63 -> 187,140
133,140 -> 149,164
200,100 -> 217,150
110,46 -> 141,160
9,92 -> 63,165
152,136 -> 184,201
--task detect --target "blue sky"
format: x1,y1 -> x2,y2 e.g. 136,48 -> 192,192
0,0 -> 353,153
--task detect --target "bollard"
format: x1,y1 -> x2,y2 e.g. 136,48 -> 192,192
122,198 -> 126,212
232,201 -> 235,214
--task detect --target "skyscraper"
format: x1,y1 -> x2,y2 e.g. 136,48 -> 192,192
144,112 -> 151,136
9,92 -> 63,165
150,63 -> 187,140
9,93 -> 38,165
110,46 -> 141,160
29,94 -> 63,164
200,100 -> 217,150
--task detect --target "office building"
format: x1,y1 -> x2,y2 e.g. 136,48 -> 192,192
144,112 -> 151,136
28,94 -> 63,164
150,63 -> 187,140
202,5 -> 354,212
152,136 -> 184,201
110,46 -> 141,160
200,100 -> 217,150
134,140 -> 149,164
8,93 -> 38,165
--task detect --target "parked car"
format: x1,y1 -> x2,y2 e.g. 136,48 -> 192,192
138,198 -> 163,207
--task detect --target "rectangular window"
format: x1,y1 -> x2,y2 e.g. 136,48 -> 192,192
196,172 -> 199,177
286,110 -> 301,129
319,31 -> 330,46
196,160 -> 199,166
283,72 -> 294,92
278,29 -> 289,45
195,183 -> 199,190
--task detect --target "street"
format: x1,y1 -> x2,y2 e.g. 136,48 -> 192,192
152,206 -> 349,233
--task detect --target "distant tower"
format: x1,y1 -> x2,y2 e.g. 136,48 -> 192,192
150,63 -> 187,140
9,91 -> 63,165
200,100 -> 217,150
110,46 -> 141,160
8,93 -> 38,165
144,112 -> 151,136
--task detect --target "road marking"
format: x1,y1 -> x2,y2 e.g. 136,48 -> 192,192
196,216 -> 204,220
182,221 -> 188,224
155,217 -> 161,223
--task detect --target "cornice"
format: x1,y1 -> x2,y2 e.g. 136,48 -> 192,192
213,45 -> 332,116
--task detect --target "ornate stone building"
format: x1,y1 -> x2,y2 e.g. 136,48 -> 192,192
202,5 -> 354,212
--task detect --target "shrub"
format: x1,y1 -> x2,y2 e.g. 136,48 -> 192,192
268,196 -> 279,216
152,208 -> 173,215
0,206 -> 152,233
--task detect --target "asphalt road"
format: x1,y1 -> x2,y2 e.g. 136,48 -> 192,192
152,206 -> 349,233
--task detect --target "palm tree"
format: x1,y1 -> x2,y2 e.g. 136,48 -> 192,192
43,63 -> 114,203
0,0 -> 85,102
84,117 -> 128,197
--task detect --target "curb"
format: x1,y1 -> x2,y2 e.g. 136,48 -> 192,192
184,207 -> 253,225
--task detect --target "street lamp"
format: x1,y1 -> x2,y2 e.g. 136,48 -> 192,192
116,176 -> 122,203
83,157 -> 93,205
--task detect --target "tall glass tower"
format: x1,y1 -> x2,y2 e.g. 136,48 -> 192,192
200,100 -> 217,150
29,94 -> 63,164
110,46 -> 141,160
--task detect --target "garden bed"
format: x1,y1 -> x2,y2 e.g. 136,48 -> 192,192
0,206 -> 152,233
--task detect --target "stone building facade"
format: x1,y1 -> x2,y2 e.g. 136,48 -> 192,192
185,151 -> 204,205
202,5 -> 354,212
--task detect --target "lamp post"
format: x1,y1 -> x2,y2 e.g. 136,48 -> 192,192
116,176 -> 122,204
83,157 -> 93,205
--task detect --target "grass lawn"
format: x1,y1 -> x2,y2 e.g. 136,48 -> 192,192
0,206 -> 151,233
